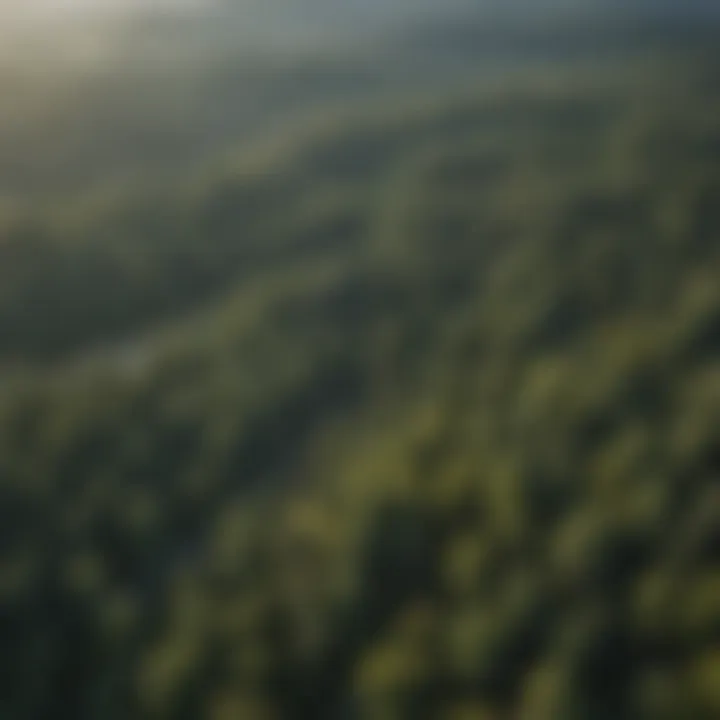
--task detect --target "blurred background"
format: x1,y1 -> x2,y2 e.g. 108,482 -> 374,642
1,2 -> 720,718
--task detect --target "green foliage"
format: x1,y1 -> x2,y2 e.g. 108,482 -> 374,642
1,34 -> 720,720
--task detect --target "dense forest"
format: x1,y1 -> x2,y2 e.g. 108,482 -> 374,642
1,6 -> 720,720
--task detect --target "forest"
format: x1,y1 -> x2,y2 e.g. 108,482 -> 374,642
1,5 -> 720,719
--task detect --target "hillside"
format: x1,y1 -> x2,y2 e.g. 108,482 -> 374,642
1,31 -> 720,718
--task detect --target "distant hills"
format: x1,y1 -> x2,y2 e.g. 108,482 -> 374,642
3,0 -> 718,72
